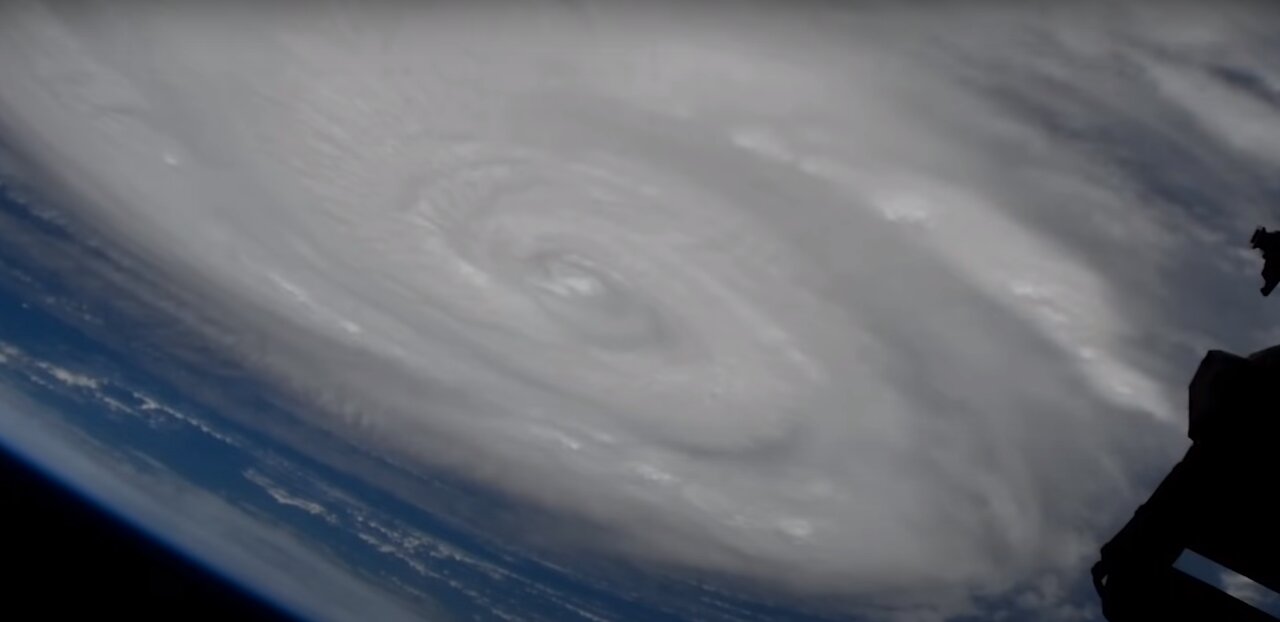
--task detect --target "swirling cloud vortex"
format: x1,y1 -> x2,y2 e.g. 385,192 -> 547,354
0,1 -> 1216,616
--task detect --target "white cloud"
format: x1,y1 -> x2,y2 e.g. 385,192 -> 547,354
244,469 -> 339,524
37,362 -> 102,389
1,1 -> 1276,618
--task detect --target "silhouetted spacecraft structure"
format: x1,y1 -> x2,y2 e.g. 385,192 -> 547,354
1093,346 -> 1280,620
1251,227 -> 1280,296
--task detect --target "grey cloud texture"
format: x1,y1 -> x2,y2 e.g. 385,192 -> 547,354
1,1 -> 1278,618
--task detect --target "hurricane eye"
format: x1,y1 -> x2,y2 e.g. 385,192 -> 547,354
524,252 -> 668,351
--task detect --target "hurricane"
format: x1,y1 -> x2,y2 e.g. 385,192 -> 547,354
2,1 -> 1272,619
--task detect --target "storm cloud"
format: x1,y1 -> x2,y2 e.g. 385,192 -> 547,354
2,1 -> 1278,619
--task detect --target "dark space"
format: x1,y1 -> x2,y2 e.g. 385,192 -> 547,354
0,446 -> 297,622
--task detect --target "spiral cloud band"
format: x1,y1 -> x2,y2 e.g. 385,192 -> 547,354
3,1 -> 1277,618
